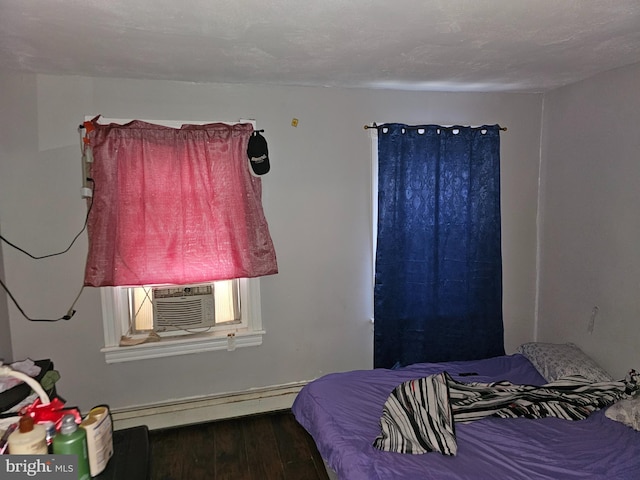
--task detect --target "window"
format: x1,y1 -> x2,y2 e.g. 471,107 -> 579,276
129,281 -> 240,334
84,117 -> 276,363
100,277 -> 264,363
371,123 -> 504,367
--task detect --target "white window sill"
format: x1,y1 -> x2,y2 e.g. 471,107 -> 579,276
100,278 -> 264,364
101,330 -> 265,364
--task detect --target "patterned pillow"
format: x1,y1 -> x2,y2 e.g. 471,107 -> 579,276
516,342 -> 614,383
606,394 -> 640,431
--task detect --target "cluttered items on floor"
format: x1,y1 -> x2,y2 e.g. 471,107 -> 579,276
0,359 -> 114,477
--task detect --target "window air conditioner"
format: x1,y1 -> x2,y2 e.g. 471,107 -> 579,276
152,284 -> 215,331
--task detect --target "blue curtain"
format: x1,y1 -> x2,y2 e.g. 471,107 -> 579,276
374,124 -> 504,368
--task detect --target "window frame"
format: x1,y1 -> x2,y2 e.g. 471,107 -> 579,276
129,280 -> 243,334
100,277 -> 264,363
88,116 -> 267,363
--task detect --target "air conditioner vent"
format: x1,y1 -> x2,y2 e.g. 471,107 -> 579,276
153,284 -> 215,330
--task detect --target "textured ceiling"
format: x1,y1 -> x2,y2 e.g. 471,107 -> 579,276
1,0 -> 640,92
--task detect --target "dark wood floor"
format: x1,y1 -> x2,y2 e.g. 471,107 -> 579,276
149,410 -> 331,480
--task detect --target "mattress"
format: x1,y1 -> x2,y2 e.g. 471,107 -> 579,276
292,354 -> 640,480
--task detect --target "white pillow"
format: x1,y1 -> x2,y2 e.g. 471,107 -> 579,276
516,342 -> 614,383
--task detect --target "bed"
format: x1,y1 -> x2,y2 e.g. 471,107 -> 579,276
292,343 -> 640,480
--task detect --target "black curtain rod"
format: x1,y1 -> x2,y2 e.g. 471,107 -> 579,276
78,124 -> 264,132
364,123 -> 507,132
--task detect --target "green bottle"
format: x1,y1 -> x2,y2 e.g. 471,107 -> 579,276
53,414 -> 91,480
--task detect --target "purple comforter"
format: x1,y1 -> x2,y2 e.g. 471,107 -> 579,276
292,354 -> 640,480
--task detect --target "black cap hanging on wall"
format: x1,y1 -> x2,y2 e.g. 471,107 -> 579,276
247,131 -> 270,176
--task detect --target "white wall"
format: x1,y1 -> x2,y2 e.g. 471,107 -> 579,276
0,227 -> 12,363
0,73 -> 35,365
0,73 -> 542,413
538,62 -> 640,378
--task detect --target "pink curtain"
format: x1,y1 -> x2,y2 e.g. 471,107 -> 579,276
84,120 -> 278,287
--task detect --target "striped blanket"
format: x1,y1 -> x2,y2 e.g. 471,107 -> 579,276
373,372 -> 627,456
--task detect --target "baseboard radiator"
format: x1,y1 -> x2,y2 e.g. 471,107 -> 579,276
110,381 -> 307,431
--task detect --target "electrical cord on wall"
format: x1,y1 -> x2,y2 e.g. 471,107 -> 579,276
0,178 -> 94,259
0,278 -> 81,322
0,179 -> 94,322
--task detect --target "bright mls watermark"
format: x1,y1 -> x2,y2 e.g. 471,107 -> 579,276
2,455 -> 77,479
